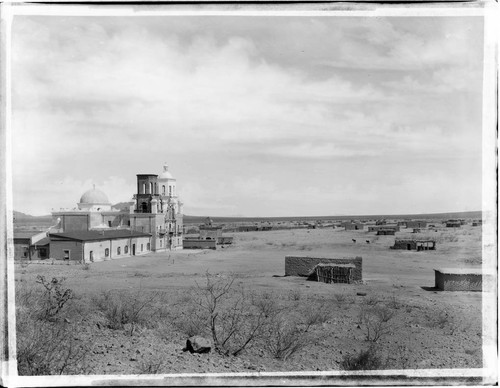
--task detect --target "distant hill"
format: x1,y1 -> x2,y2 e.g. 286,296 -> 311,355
13,211 -> 53,229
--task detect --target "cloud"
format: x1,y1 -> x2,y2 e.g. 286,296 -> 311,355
10,15 -> 484,216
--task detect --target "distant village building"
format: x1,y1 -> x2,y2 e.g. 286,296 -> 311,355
368,224 -> 400,233
446,220 -> 461,228
199,217 -> 223,241
49,230 -> 152,262
472,220 -> 482,227
406,221 -> 427,228
376,228 -> 396,235
238,225 -> 259,232
183,217 -> 233,249
391,239 -> 436,251
342,222 -> 364,231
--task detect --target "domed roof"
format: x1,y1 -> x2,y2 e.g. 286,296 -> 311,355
158,164 -> 175,180
79,186 -> 110,204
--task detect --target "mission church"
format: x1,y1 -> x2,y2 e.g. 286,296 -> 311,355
45,164 -> 184,262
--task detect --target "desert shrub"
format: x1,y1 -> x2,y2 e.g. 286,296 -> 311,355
191,272 -> 274,357
334,293 -> 346,304
16,310 -> 92,375
425,310 -> 460,335
263,315 -> 308,361
16,279 -> 89,375
386,294 -> 401,310
137,355 -> 164,374
173,304 -> 206,337
35,276 -> 73,321
93,289 -> 160,333
81,263 -> 91,271
364,294 -> 380,306
289,289 -> 302,301
302,303 -> 330,332
359,305 -> 395,342
341,346 -> 382,370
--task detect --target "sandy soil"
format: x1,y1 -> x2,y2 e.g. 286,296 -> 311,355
15,224 -> 485,375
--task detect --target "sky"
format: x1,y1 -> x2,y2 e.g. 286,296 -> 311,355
10,14 -> 485,217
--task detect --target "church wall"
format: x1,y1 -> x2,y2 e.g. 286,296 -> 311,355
61,215 -> 89,232
89,212 -> 103,228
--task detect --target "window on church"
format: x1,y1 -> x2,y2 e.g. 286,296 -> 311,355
150,182 -> 153,194
160,240 -> 162,247
105,248 -> 109,257
124,245 -> 128,254
142,183 -> 146,194
117,247 -> 121,255
89,251 -> 94,262
141,244 -> 143,251
108,221 -> 112,227
147,243 -> 150,251
169,186 -> 172,196
162,185 -> 165,195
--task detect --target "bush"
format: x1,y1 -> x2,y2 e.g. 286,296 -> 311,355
263,315 -> 308,361
302,303 -> 330,332
341,346 -> 383,370
359,305 -> 395,342
35,276 -> 73,321
17,319 -> 92,375
93,289 -> 160,334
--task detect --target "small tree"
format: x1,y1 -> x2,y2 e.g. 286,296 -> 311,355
193,272 -> 272,356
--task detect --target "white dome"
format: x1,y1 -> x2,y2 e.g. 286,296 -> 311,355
79,187 -> 110,205
159,164 -> 175,180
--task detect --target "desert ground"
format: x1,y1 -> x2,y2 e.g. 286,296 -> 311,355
14,223 -> 485,376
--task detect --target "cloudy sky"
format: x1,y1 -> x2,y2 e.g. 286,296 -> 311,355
11,14 -> 484,217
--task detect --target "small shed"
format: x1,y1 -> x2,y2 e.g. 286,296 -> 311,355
310,263 -> 356,284
391,239 -> 436,251
434,268 -> 483,291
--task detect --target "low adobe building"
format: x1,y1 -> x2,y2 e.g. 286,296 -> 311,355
406,220 -> 427,228
391,238 -> 436,251
377,228 -> 396,235
434,268 -> 483,291
13,231 -> 50,260
446,220 -> 461,228
369,224 -> 400,233
342,222 -> 364,231
49,230 -> 152,262
285,256 -> 362,282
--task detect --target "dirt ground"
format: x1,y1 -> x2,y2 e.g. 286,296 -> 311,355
14,224 -> 486,375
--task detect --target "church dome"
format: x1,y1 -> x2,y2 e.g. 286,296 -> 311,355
79,187 -> 110,205
159,164 -> 174,180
